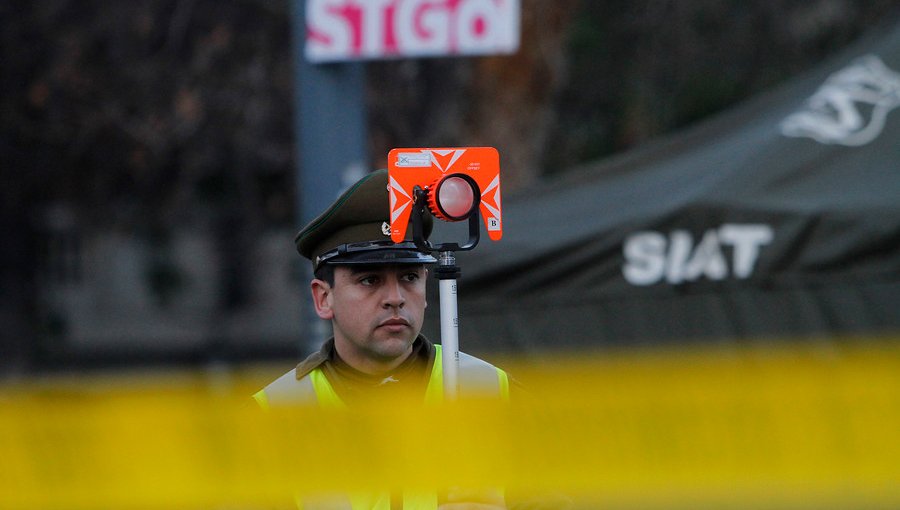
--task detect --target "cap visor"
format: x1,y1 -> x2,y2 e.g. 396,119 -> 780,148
329,249 -> 437,266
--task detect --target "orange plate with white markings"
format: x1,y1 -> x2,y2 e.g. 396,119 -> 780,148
387,147 -> 502,243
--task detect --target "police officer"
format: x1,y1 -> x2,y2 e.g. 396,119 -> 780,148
254,169 -> 510,510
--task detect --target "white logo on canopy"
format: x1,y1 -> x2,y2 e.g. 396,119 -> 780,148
781,55 -> 900,146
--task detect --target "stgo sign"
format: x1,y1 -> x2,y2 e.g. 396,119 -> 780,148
305,0 -> 520,62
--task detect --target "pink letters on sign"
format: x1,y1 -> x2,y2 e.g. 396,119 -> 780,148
305,0 -> 520,62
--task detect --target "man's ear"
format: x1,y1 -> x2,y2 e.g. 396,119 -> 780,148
310,279 -> 334,320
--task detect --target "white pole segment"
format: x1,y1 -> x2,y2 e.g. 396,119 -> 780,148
438,254 -> 460,400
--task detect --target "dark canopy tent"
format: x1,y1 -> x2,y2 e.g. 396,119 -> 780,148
425,20 -> 900,354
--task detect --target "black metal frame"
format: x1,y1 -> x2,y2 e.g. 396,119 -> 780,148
411,185 -> 481,254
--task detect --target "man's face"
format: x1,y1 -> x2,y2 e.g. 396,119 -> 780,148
311,264 -> 428,373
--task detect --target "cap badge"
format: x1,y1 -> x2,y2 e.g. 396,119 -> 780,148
381,222 -> 391,236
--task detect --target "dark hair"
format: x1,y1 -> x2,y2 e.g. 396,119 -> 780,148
313,264 -> 335,286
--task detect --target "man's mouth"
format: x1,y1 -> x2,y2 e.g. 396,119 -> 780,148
378,317 -> 410,329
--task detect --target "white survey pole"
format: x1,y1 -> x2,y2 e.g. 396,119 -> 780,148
438,251 -> 460,400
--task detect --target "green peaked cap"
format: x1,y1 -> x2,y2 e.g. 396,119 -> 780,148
294,169 -> 436,270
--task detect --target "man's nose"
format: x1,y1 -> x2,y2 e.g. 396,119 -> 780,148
382,277 -> 405,308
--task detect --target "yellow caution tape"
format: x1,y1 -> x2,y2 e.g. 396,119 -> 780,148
1,340 -> 899,509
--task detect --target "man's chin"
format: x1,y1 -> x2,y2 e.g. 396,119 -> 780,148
371,336 -> 415,360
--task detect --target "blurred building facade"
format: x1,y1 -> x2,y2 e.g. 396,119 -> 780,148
32,202 -> 304,368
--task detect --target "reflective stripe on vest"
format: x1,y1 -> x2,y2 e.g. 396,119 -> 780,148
254,345 -> 510,409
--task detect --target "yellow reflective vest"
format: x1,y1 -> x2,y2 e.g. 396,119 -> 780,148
252,345 -> 510,510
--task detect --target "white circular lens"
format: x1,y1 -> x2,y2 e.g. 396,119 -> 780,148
438,176 -> 475,218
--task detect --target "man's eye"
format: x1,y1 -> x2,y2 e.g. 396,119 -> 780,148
402,272 -> 420,282
359,276 -> 379,286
